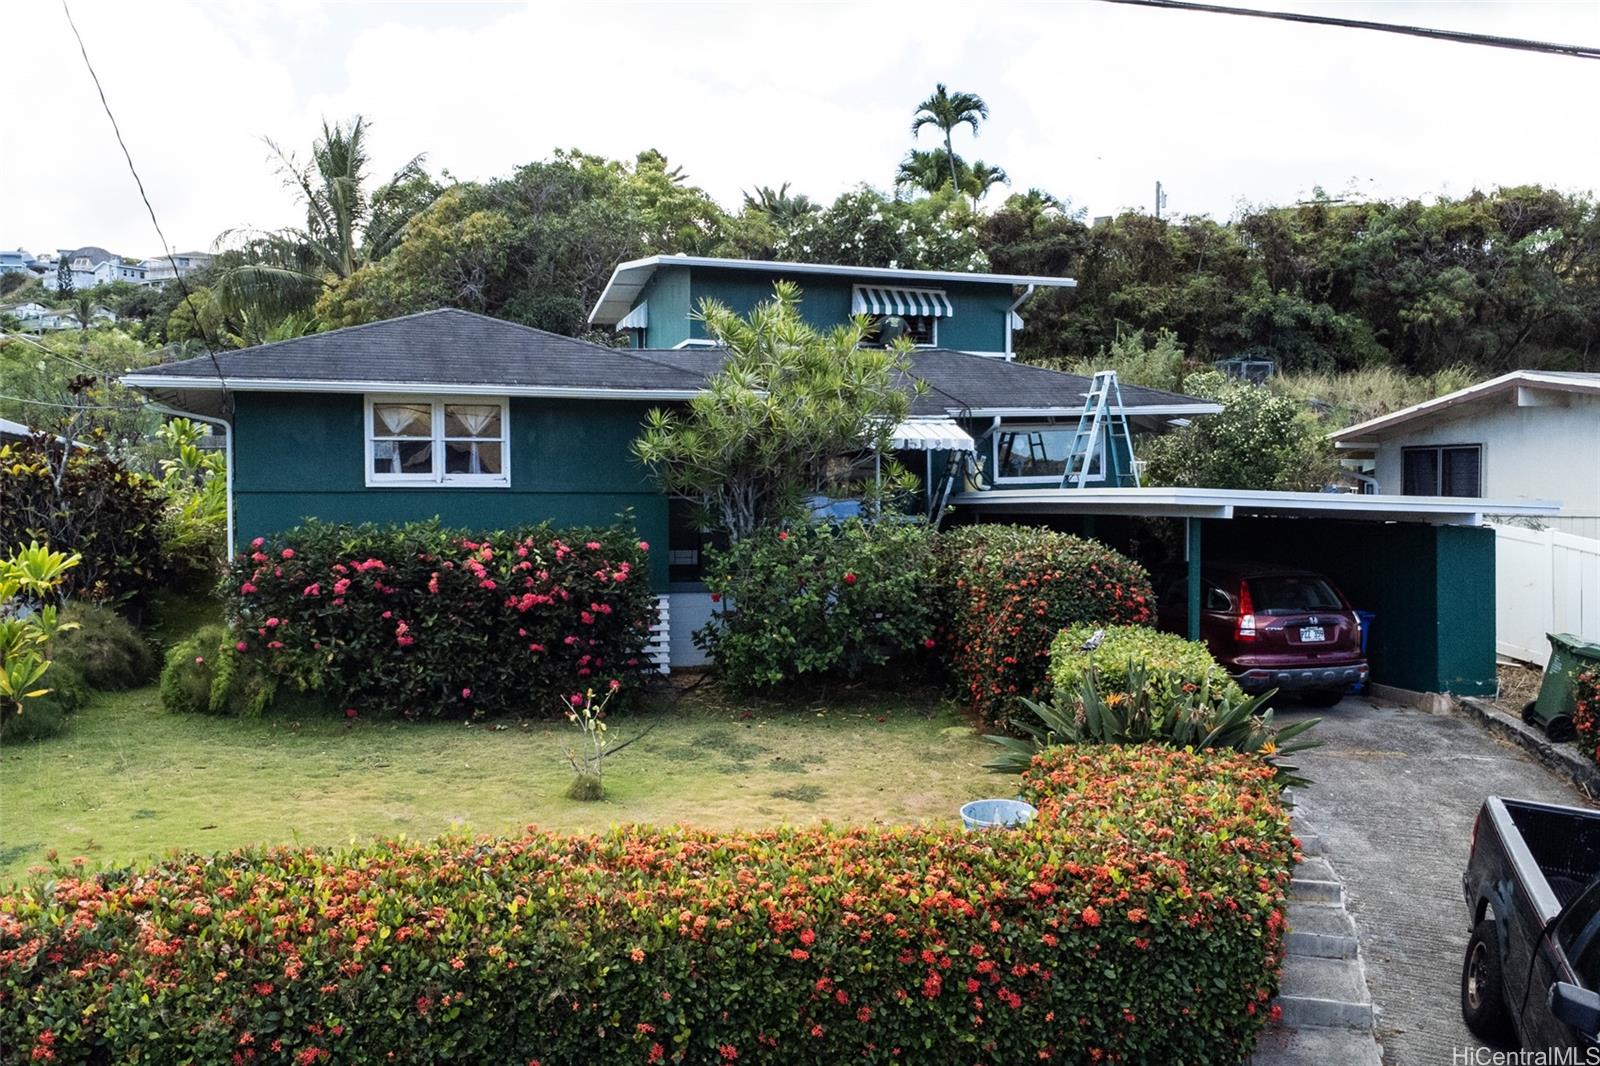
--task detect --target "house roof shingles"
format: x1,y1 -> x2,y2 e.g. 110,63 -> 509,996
122,309 -> 1217,422
128,309 -> 709,393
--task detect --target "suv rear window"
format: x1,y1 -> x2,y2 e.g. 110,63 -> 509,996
1246,576 -> 1343,614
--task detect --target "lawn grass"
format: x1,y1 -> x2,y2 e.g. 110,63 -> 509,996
0,679 -> 1001,884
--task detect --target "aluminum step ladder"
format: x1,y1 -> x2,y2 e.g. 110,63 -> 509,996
1060,370 -> 1140,489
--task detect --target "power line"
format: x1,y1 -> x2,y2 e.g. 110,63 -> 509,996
0,393 -> 144,412
0,331 -> 103,374
59,0 -> 234,415
1098,0 -> 1600,60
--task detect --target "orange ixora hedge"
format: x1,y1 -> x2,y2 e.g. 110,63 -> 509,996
0,747 -> 1294,1065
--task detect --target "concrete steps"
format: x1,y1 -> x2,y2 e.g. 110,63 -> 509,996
1248,812 -> 1383,1065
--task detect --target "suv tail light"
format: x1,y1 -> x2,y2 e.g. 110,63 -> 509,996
1236,581 -> 1257,642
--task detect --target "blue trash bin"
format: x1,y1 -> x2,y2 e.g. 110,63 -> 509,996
1353,610 -> 1376,693
960,798 -> 1037,830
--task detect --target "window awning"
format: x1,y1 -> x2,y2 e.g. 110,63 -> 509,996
892,418 -> 976,452
616,302 -> 649,330
852,285 -> 955,318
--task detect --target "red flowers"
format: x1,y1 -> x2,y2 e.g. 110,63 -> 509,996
842,572 -> 857,586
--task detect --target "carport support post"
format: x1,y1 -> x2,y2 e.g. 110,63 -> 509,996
1184,517 -> 1201,642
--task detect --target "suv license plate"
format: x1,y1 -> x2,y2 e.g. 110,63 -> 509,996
1300,626 -> 1326,642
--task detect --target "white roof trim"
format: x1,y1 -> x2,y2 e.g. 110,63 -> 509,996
590,254 -> 1076,325
120,374 -> 703,401
1330,370 -> 1600,443
964,404 -> 1224,418
892,417 -> 976,452
949,485 -> 1560,526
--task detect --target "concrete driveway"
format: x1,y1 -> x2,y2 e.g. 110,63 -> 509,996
1277,695 -> 1593,1066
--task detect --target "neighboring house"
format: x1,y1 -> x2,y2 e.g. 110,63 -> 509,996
140,251 -> 212,284
0,249 -> 35,275
6,301 -> 117,331
1332,370 -> 1600,664
1331,371 -> 1600,540
41,245 -> 210,290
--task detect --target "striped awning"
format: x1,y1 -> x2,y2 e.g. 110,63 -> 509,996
617,302 -> 649,330
852,285 -> 955,318
891,418 -> 976,452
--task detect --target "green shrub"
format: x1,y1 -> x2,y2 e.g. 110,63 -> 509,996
159,624 -> 275,717
938,525 -> 1154,726
228,519 -> 658,718
0,746 -> 1293,1065
0,660 -> 86,743
52,603 -> 158,690
699,519 -> 939,688
1050,623 -> 1244,711
0,435 -> 166,606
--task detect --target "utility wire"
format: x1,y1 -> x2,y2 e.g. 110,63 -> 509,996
0,331 -> 104,374
60,0 -> 234,414
1098,0 -> 1600,60
0,393 -> 144,412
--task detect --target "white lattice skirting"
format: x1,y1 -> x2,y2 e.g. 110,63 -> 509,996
647,595 -> 671,673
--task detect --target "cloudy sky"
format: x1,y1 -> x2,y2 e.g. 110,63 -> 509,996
3,0 -> 1597,258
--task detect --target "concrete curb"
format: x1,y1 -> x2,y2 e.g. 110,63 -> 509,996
1456,696 -> 1600,799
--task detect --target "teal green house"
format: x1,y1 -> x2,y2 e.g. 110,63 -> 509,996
124,256 -> 1551,693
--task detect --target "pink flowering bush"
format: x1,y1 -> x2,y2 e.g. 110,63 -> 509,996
222,520 -> 657,718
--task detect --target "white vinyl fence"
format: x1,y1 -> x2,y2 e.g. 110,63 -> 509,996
1492,524 -> 1600,664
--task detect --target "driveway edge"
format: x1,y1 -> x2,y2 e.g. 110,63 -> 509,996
1456,696 -> 1600,800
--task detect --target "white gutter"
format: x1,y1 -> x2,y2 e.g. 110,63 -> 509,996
148,402 -> 234,560
1329,369 -> 1600,442
1003,284 -> 1034,362
963,404 -> 1224,418
121,376 -> 705,401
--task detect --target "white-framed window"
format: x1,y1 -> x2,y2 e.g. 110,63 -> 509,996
365,395 -> 510,487
992,422 -> 1105,484
868,314 -> 938,347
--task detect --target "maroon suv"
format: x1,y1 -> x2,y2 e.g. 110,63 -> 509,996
1154,562 -> 1368,707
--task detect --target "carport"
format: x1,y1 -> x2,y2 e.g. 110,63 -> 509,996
949,487 -> 1559,696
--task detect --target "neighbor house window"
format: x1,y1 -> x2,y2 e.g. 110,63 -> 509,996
992,423 -> 1103,484
366,396 -> 509,487
1401,444 -> 1480,497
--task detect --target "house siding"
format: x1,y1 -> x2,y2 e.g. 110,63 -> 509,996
1370,393 -> 1600,518
628,266 -> 1017,353
230,392 -> 670,586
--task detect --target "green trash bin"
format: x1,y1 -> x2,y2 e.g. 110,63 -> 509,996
1523,633 -> 1600,742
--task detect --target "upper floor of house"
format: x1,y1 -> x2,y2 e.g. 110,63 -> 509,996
587,255 -> 1076,358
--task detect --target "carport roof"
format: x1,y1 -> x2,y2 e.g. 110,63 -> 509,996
948,486 -> 1560,526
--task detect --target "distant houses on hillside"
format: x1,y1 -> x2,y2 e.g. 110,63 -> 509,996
0,245 -> 212,290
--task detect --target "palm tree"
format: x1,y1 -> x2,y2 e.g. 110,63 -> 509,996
962,161 -> 1010,204
895,149 -> 961,197
911,84 -> 989,194
214,115 -> 435,332
741,183 -> 819,227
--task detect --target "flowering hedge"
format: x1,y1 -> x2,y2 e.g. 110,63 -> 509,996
1575,669 -> 1600,764
0,746 -> 1293,1064
939,526 -> 1155,726
225,520 -> 657,718
699,520 -> 940,688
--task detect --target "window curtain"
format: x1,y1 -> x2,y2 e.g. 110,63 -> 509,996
377,404 -> 427,435
449,405 -> 499,475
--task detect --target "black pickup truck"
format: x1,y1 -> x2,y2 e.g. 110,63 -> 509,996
1462,796 -> 1600,1050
